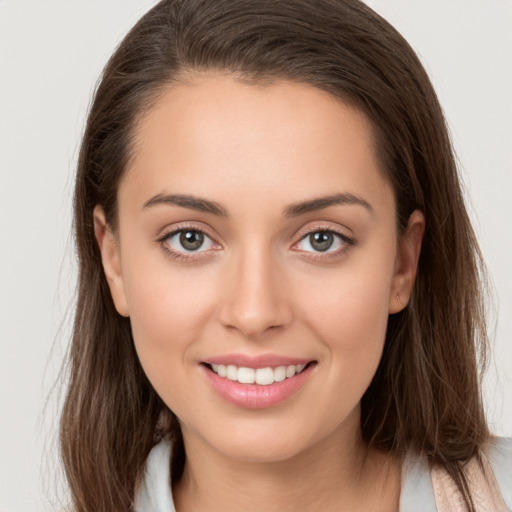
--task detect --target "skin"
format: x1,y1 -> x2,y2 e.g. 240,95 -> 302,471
95,74 -> 424,512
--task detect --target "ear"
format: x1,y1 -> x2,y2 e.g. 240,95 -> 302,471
388,210 -> 425,314
93,205 -> 130,317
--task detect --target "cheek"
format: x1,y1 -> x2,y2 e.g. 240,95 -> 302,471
123,258 -> 218,391
296,253 -> 394,386
301,254 -> 393,337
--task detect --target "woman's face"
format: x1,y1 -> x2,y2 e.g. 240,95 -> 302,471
96,74 -> 423,463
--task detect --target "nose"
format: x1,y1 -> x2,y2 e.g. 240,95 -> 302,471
218,245 -> 293,339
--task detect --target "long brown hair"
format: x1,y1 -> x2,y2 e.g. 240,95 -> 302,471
60,1 -> 489,510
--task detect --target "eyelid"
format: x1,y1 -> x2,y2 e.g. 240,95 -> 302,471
156,222 -> 222,260
291,224 -> 356,257
293,222 -> 355,243
156,221 -> 219,242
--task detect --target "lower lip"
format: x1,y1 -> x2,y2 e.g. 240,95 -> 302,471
202,364 -> 315,409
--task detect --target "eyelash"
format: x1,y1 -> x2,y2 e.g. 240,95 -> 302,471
156,224 -> 220,262
292,227 -> 356,261
156,225 -> 356,262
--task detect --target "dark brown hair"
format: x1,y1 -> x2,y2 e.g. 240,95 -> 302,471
60,1 -> 489,510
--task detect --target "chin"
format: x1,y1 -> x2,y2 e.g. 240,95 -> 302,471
216,435 -> 312,464
184,413 -> 343,465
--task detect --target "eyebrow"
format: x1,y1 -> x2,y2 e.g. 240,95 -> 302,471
284,193 -> 373,217
142,193 -> 228,217
142,192 -> 373,218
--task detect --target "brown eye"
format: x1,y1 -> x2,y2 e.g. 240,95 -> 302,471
159,227 -> 220,260
162,229 -> 217,255
293,228 -> 355,257
179,230 -> 204,251
309,231 -> 334,252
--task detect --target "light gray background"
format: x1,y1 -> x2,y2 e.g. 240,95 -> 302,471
0,1 -> 510,510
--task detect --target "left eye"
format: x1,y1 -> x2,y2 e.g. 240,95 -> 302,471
295,230 -> 348,253
164,229 -> 216,253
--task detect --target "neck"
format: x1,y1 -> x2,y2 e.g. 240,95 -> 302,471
173,415 -> 401,512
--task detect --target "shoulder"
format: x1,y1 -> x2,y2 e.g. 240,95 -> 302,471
400,437 -> 512,512
134,437 -> 175,512
483,436 -> 512,508
399,449 -> 437,511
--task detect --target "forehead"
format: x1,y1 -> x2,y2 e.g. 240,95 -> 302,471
121,74 -> 393,215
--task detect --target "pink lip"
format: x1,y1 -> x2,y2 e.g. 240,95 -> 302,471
204,353 -> 312,368
201,361 -> 316,410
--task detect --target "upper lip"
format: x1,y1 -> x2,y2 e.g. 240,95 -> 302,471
203,353 -> 315,368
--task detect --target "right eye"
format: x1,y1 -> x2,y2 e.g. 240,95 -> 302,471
161,229 -> 218,255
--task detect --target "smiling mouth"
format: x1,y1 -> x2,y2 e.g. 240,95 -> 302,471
203,362 -> 315,386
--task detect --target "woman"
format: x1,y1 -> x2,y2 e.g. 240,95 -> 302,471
59,1 -> 512,511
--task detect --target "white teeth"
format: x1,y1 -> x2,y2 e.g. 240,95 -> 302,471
274,366 -> 286,382
210,362 -> 309,385
286,365 -> 296,378
255,367 -> 274,385
226,365 -> 238,381
238,367 -> 255,384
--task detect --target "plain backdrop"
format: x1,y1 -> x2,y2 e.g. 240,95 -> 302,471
0,1 -> 510,510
